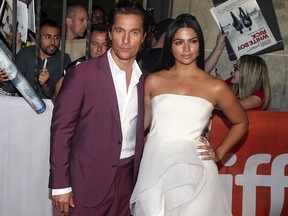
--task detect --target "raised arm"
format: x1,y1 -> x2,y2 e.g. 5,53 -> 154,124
204,32 -> 228,73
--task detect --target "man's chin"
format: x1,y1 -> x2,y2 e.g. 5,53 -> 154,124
45,51 -> 57,56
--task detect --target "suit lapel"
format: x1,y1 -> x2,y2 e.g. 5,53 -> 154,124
96,54 -> 121,129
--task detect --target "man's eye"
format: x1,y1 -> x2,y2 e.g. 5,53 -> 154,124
131,31 -> 139,36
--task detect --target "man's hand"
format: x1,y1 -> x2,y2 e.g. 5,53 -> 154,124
38,68 -> 50,88
0,69 -> 10,85
52,192 -> 75,216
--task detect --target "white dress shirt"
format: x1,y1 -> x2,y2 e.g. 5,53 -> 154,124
107,49 -> 141,159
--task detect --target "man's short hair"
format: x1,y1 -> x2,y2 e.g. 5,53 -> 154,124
107,0 -> 148,35
66,4 -> 86,18
90,23 -> 110,48
40,19 -> 61,31
91,23 -> 108,34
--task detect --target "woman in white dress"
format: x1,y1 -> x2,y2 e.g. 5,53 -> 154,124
130,14 -> 249,216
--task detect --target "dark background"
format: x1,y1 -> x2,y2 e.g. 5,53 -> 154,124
41,0 -> 171,27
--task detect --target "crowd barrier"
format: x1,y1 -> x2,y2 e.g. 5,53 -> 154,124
0,96 -> 60,216
0,96 -> 287,215
210,111 -> 288,216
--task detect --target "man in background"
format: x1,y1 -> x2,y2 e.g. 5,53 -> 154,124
51,23 -> 110,103
65,4 -> 88,40
0,19 -> 71,99
140,18 -> 174,73
92,5 -> 106,24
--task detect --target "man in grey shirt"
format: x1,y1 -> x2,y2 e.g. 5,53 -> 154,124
0,19 -> 71,99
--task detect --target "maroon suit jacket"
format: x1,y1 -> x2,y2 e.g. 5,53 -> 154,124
49,53 -> 145,207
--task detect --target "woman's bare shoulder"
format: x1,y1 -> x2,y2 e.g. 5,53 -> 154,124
146,70 -> 168,83
204,74 -> 230,92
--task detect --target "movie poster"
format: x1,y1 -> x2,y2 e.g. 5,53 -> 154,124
210,0 -> 277,59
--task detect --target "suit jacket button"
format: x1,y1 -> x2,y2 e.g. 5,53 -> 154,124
117,140 -> 122,145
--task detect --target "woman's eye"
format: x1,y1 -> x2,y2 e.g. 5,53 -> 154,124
175,41 -> 183,45
191,39 -> 198,44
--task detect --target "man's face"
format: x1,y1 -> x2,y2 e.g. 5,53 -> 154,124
39,26 -> 61,58
109,14 -> 145,64
92,9 -> 104,24
69,7 -> 88,38
90,31 -> 108,58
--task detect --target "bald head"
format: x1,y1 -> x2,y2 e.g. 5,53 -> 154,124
66,5 -> 88,40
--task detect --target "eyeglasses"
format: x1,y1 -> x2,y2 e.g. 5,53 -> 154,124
233,64 -> 240,71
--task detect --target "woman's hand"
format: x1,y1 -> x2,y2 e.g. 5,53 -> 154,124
197,136 -> 219,162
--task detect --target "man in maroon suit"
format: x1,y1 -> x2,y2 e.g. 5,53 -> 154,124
49,1 -> 148,215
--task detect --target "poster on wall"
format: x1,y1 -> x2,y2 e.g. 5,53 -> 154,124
0,0 -> 34,51
211,0 -> 284,61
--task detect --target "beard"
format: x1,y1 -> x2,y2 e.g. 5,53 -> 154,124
41,45 -> 58,56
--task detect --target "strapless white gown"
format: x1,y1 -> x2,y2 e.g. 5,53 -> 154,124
130,94 -> 231,216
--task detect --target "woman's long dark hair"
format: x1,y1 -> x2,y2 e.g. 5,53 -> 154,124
159,14 -> 205,71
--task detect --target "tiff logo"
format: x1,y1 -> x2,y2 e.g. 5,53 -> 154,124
220,153 -> 288,216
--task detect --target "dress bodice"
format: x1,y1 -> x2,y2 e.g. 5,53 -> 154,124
148,94 -> 214,140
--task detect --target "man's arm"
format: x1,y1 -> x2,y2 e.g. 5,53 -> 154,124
50,66 -> 84,215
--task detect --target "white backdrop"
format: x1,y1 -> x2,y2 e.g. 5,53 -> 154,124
0,96 -> 61,216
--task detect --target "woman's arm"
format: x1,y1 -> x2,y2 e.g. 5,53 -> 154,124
204,32 -> 228,73
213,81 -> 249,161
144,75 -> 153,130
239,95 -> 262,110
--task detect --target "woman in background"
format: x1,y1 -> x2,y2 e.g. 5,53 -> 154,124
225,55 -> 271,110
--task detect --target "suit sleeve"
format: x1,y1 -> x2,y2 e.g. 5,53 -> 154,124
49,65 -> 84,189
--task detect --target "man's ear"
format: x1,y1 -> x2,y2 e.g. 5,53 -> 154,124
66,17 -> 72,26
108,31 -> 112,40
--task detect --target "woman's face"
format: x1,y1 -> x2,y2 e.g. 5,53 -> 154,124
171,27 -> 199,66
230,59 -> 240,84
